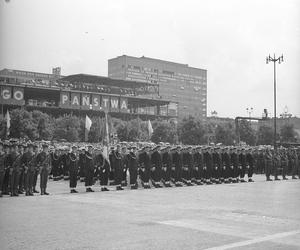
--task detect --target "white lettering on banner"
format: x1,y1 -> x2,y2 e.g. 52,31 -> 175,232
13,90 -> 23,101
2,89 -> 11,99
120,100 -> 127,109
111,98 -> 119,109
72,96 -> 79,105
93,97 -> 99,106
102,98 -> 109,108
62,94 -> 68,104
82,95 -> 90,106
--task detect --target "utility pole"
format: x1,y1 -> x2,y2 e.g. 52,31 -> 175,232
266,54 -> 283,150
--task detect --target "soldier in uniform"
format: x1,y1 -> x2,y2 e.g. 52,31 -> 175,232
94,147 -> 110,191
22,143 -> 35,196
171,146 -> 183,187
161,146 -> 172,187
238,148 -> 247,182
203,147 -> 213,184
37,144 -> 52,195
181,146 -> 193,186
0,142 -> 5,197
2,143 -> 11,195
78,147 -> 86,182
280,148 -> 289,180
59,147 -> 69,181
212,147 -> 222,184
51,148 -> 61,181
67,145 -> 79,193
110,144 -> 124,190
127,146 -> 138,189
121,145 -> 128,187
18,144 -> 25,194
265,148 -> 274,181
32,144 -> 40,193
150,145 -> 163,188
229,147 -> 239,183
221,147 -> 231,183
84,145 -> 95,192
138,146 -> 151,188
246,148 -> 254,182
10,144 -> 22,196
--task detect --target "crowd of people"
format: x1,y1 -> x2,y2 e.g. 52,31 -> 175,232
0,139 -> 299,197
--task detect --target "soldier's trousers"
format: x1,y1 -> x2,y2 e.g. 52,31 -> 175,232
247,165 -> 254,178
33,170 -> 38,189
161,168 -> 171,182
192,168 -> 202,180
18,169 -> 24,191
25,170 -> 34,193
151,168 -> 161,182
203,167 -> 212,179
85,169 -> 94,187
114,167 -> 123,186
220,166 -> 227,179
63,165 -> 69,179
0,170 -> 5,193
122,168 -> 127,184
212,166 -> 220,179
10,169 -> 20,195
182,168 -> 191,181
52,164 -> 60,179
2,169 -> 10,193
129,167 -> 137,185
265,162 -> 273,178
99,168 -> 109,186
40,169 -> 49,190
139,168 -> 150,183
175,166 -> 182,182
69,169 -> 78,188
240,166 -> 246,178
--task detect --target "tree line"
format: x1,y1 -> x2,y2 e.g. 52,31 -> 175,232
0,109 -> 298,145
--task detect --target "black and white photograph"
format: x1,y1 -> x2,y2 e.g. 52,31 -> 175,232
0,0 -> 299,249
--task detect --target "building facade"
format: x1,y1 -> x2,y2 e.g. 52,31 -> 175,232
108,55 -> 207,119
0,68 -> 177,120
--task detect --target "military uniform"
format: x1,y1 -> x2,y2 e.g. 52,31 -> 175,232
171,147 -> 183,186
10,146 -> 21,196
36,145 -> 52,195
67,147 -> 79,193
0,144 -> 5,197
110,145 -> 124,190
51,149 -> 61,181
246,150 -> 254,182
84,146 -> 95,192
150,147 -> 163,188
21,145 -> 35,195
161,147 -> 172,187
127,147 -> 138,189
138,147 -> 151,188
94,151 -> 110,191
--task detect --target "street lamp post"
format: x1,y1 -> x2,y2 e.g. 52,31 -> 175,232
246,107 -> 253,118
266,54 -> 283,150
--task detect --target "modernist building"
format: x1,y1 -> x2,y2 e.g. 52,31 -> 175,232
108,55 -> 207,119
0,68 -> 177,120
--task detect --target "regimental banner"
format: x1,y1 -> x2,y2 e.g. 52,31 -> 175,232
59,91 -> 129,113
0,86 -> 25,105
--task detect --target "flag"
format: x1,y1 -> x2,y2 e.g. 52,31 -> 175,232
6,110 -> 11,137
85,115 -> 92,141
147,120 -> 153,138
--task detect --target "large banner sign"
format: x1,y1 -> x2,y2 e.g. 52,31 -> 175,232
60,91 -> 129,112
0,86 -> 25,105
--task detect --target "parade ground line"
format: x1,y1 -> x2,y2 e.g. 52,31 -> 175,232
1,175 -> 300,250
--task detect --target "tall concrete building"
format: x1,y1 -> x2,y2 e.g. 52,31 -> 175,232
108,55 -> 207,119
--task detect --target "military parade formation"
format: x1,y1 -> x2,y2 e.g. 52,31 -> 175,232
0,140 -> 299,197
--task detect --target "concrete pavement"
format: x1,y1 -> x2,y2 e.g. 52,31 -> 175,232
0,175 -> 300,250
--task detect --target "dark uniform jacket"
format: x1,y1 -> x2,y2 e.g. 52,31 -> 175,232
37,152 -> 52,171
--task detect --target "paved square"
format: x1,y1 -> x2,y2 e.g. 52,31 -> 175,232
1,175 -> 300,250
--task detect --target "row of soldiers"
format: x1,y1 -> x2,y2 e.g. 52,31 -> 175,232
1,141 -> 299,196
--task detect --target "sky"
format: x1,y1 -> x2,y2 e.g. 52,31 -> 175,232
0,0 -> 299,118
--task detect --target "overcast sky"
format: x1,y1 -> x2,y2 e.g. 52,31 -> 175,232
0,0 -> 299,118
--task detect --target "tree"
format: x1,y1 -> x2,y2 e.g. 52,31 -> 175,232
53,115 -> 81,142
32,110 -> 54,140
256,125 -> 273,145
214,123 -> 236,145
178,116 -> 207,145
280,123 -> 297,142
238,120 -> 256,145
151,120 -> 177,144
9,109 -> 38,140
